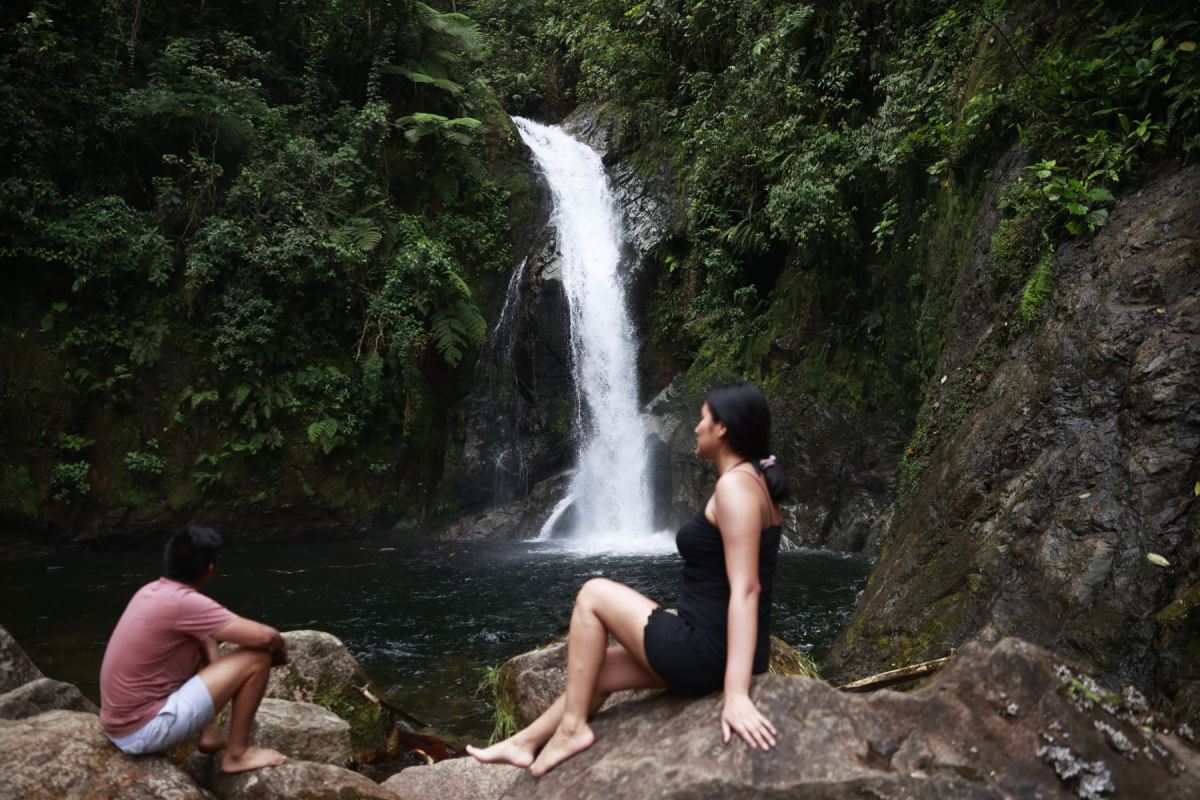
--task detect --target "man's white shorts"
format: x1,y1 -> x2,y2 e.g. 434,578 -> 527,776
107,675 -> 215,755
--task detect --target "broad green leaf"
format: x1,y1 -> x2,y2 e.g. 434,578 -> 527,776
1179,41 -> 1196,52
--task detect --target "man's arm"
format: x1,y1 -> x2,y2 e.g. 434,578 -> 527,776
202,636 -> 220,665
211,617 -> 285,652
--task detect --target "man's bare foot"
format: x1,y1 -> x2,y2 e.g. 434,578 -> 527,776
198,723 -> 227,754
220,746 -> 287,773
529,723 -> 594,778
465,739 -> 536,768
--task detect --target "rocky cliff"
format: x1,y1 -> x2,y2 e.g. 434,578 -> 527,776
828,164 -> 1200,726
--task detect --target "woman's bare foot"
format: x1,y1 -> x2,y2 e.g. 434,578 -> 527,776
220,746 -> 287,773
465,739 -> 536,768
529,723 -> 594,778
198,723 -> 227,754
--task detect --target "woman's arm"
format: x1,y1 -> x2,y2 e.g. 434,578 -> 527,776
714,473 -> 777,750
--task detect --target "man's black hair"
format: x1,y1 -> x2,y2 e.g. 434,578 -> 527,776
164,524 -> 223,583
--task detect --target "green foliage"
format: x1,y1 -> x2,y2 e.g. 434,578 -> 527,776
469,0 -> 1199,421
0,0 -> 520,520
476,665 -> 518,745
1019,251 -> 1055,324
51,461 -> 91,502
124,440 -> 167,480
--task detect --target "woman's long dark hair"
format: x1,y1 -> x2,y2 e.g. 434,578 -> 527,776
705,382 -> 788,502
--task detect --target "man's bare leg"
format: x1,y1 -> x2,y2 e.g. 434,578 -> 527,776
468,644 -> 664,768
197,722 -> 226,754
198,648 -> 286,773
528,580 -> 662,777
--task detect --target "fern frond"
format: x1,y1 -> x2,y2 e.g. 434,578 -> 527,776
381,63 -> 463,95
430,313 -> 465,366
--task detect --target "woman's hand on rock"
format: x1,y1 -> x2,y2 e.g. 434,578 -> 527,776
721,692 -> 776,750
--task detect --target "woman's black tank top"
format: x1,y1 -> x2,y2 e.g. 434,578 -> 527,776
675,506 -> 782,667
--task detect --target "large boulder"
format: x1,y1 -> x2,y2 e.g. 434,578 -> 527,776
0,676 -> 97,719
380,756 -> 520,800
0,709 -> 208,799
250,630 -> 387,754
207,760 -> 397,800
434,473 -> 572,542
0,623 -> 44,693
828,164 -> 1200,724
502,638 -> 1200,800
244,698 -> 351,766
495,630 -> 817,729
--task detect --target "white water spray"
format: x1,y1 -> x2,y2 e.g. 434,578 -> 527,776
513,117 -> 669,553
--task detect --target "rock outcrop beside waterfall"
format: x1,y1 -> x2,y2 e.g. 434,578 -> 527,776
493,628 -> 819,730
828,164 -> 1200,726
420,638 -> 1199,800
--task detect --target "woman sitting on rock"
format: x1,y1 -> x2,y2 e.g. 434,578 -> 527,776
468,381 -> 784,776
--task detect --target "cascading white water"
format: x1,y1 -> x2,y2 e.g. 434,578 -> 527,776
513,117 -> 669,553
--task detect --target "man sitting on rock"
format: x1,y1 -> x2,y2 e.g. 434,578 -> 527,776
99,524 -> 288,773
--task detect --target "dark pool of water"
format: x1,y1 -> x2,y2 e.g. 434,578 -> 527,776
0,532 -> 870,741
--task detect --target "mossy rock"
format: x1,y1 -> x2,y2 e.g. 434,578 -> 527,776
767,635 -> 821,679
223,630 -> 388,755
492,625 -> 819,733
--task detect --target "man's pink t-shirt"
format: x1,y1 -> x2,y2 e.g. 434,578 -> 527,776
99,577 -> 236,737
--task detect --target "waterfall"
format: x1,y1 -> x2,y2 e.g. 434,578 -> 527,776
513,117 -> 667,552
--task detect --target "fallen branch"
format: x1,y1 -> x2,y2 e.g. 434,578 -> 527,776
357,683 -> 430,731
836,651 -> 956,693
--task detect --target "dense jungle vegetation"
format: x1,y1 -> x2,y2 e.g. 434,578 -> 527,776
467,0 -> 1199,483
0,0 -> 534,531
1,0 -> 1197,534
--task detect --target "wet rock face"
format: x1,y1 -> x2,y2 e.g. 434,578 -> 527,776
500,638 -> 1200,800
0,624 -> 44,694
828,165 -> 1200,722
434,473 -> 571,542
563,104 -> 679,267
448,155 -> 574,512
0,710 -> 209,800
644,378 -> 898,550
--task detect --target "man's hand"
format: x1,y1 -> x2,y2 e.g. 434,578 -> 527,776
721,692 -> 777,750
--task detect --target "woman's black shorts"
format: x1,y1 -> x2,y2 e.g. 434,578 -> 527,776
642,607 -> 727,695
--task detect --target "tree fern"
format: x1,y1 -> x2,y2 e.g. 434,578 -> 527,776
380,62 -> 464,96
394,113 -> 483,145
414,2 -> 483,53
332,218 -> 383,252
430,299 -> 486,367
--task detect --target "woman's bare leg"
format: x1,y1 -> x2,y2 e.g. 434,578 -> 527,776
467,643 -> 663,767
470,578 -> 665,769
528,579 -> 662,777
